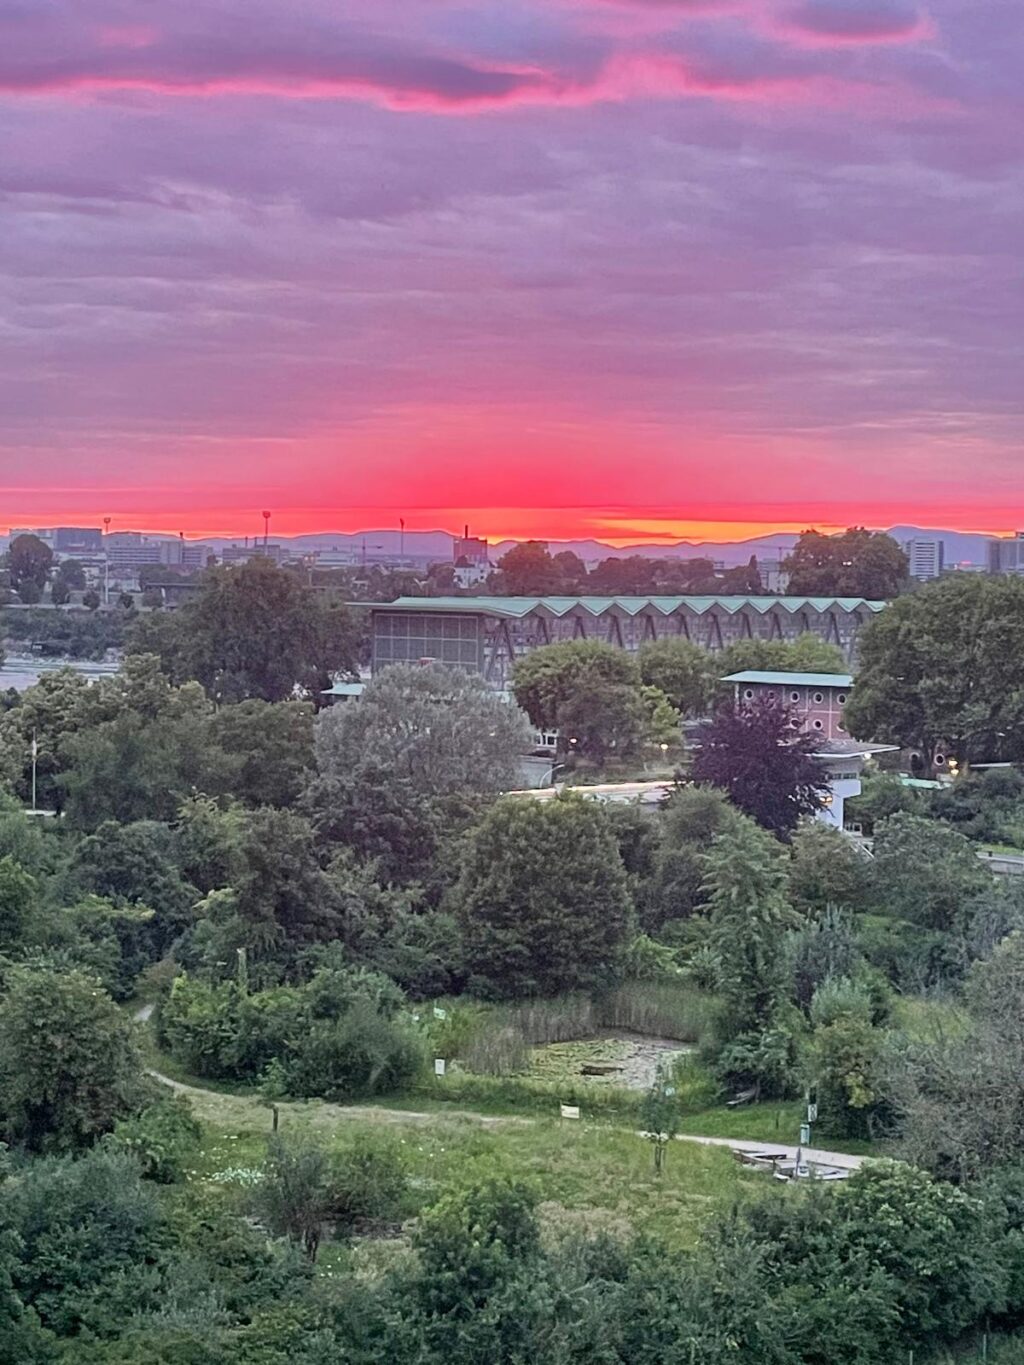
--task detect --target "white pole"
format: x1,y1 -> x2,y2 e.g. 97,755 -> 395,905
30,731 -> 37,813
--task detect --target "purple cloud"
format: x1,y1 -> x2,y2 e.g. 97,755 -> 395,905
0,0 -> 1020,538
782,0 -> 930,43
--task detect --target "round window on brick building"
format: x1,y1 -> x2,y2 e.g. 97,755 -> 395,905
813,719 -> 824,730
790,690 -> 800,702
837,692 -> 847,704
744,688 -> 754,700
813,691 -> 824,704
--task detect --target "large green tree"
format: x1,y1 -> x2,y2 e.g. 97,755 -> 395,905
456,794 -> 631,998
0,666 -> 121,810
6,534 -> 53,596
783,528 -> 908,599
0,969 -> 142,1152
645,785 -> 745,931
488,542 -> 568,595
210,699 -> 315,808
638,638 -> 714,717
127,559 -> 358,702
512,639 -> 645,763
845,574 -> 1024,764
703,818 -> 800,1037
316,662 -> 529,799
716,633 -> 847,678
869,812 -> 989,932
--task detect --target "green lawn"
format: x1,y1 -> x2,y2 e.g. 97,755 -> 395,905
190,1105 -> 764,1253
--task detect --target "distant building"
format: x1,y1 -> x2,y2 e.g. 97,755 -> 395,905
220,542 -> 288,566
721,669 -> 896,831
363,595 -> 887,688
722,669 -> 853,741
452,526 -> 491,587
901,539 -> 945,581
54,527 -> 103,555
103,533 -> 212,582
989,534 -> 1024,576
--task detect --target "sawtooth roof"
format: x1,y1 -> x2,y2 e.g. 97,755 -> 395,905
361,595 -> 886,618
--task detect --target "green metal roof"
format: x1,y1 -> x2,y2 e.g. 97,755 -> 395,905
360,595 -> 886,618
723,670 -> 854,688
321,681 -> 365,696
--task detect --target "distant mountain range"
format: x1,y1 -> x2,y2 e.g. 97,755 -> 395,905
1,524 -> 1000,567
239,524 -> 997,568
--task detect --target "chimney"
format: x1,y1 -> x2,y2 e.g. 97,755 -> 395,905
464,524 -> 469,540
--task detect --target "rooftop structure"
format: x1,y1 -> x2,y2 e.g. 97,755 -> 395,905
722,670 -> 853,690
363,595 -> 885,687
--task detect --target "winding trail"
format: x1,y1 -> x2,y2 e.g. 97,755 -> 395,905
135,999 -> 863,1170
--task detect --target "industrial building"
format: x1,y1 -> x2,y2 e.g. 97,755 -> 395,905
364,595 -> 886,687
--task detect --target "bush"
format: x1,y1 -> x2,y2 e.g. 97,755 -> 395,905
330,1132 -> 407,1231
111,1095 -> 201,1183
159,968 -> 423,1101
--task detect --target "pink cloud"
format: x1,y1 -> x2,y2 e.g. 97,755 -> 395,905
0,35 -> 919,115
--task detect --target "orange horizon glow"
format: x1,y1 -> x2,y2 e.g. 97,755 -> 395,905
3,504 -> 1020,547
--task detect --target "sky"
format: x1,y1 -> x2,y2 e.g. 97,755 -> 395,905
1,0 -> 1022,544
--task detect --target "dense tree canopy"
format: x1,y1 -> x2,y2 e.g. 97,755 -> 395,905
6,533 -> 53,596
126,558 -> 358,702
316,662 -> 530,799
638,638 -> 713,717
0,968 -> 142,1153
512,640 -> 651,762
783,528 -> 908,599
456,794 -> 631,998
845,574 -> 1024,764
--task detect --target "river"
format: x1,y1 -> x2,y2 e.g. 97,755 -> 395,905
0,655 -> 121,693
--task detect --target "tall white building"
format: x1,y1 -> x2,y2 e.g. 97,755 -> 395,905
902,539 -> 945,581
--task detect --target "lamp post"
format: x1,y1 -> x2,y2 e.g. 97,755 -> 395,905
103,516 -> 111,606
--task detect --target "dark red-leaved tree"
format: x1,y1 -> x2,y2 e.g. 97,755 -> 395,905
692,696 -> 827,839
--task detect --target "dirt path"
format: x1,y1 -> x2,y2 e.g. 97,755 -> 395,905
144,1059 -> 863,1168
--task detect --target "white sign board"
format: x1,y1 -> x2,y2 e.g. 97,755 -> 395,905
434,1058 -> 446,1077
560,1104 -> 580,1120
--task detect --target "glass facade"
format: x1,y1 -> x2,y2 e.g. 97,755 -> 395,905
373,612 -> 483,671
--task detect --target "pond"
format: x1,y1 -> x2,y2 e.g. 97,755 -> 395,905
528,1030 -> 690,1092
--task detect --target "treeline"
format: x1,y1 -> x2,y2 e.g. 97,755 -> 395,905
485,527 -> 908,599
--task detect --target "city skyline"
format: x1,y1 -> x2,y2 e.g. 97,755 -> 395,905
3,0 -> 1021,537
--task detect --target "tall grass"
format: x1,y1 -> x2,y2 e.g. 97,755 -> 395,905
462,1025 -> 529,1077
443,982 -> 718,1081
597,982 -> 718,1044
